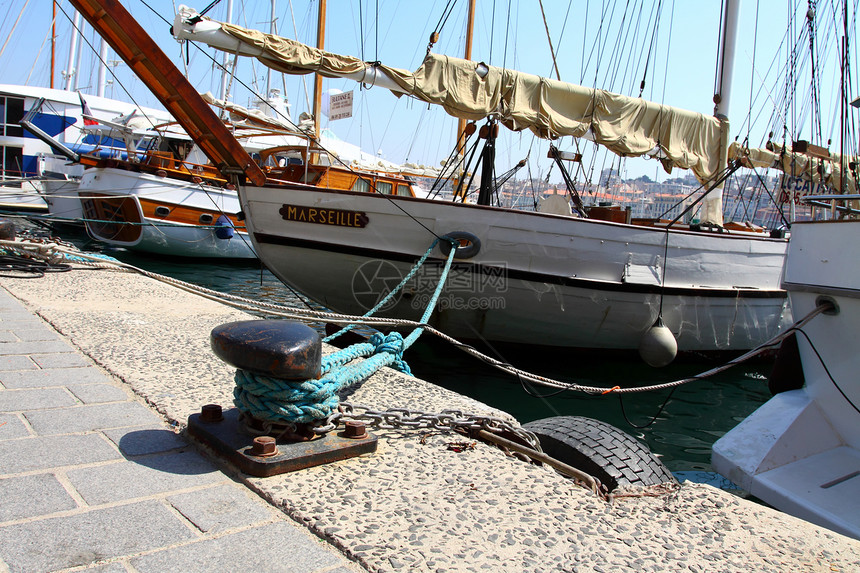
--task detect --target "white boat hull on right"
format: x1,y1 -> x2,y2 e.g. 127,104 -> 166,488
713,220 -> 860,540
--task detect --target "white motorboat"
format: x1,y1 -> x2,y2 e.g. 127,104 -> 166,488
712,213 -> 860,540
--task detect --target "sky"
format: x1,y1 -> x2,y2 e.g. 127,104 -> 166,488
1,0 -> 857,185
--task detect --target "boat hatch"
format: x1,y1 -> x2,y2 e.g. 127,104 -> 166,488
80,194 -> 142,245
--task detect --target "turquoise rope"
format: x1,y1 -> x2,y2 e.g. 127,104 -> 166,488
322,237 -> 448,344
233,239 -> 459,425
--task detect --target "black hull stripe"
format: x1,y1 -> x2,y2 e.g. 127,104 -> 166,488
254,232 -> 787,299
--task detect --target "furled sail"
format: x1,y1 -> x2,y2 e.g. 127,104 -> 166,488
729,141 -> 858,195
174,7 -> 727,187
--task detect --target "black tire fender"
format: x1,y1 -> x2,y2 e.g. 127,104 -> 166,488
523,416 -> 677,492
439,231 -> 481,259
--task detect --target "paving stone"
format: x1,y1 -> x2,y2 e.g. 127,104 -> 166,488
0,313 -> 41,324
0,473 -> 78,521
25,402 -> 161,435
0,367 -> 115,389
0,331 -> 17,343
167,484 -> 280,533
103,426 -> 188,456
0,500 -> 196,573
0,413 -> 29,439
31,352 -> 91,369
7,327 -> 59,342
0,341 -> 74,355
66,451 -> 224,505
0,387 -> 77,412
68,384 -> 129,404
79,564 -> 130,573
0,355 -> 36,371
131,521 -> 344,573
0,319 -> 51,330
0,434 -> 122,474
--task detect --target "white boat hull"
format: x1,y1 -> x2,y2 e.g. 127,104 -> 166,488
713,220 -> 860,539
77,168 -> 256,259
241,184 -> 791,352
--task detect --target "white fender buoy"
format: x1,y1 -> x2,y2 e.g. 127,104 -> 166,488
638,317 -> 677,367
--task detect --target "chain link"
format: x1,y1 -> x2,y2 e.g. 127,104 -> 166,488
318,402 -> 543,452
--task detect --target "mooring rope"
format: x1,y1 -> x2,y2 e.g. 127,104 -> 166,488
233,238 -> 458,426
0,237 -> 827,397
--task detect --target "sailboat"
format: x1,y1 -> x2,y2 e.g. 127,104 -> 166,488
73,101 -> 424,259
67,0 -> 828,359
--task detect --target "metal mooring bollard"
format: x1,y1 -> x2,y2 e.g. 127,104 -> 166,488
210,319 -> 322,380
186,320 -> 377,477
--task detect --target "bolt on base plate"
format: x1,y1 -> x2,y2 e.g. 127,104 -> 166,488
187,407 -> 377,477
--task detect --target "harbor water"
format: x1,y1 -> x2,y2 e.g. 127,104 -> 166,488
42,224 -> 773,474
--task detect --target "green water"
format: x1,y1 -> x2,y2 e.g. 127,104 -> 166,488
43,227 -> 773,473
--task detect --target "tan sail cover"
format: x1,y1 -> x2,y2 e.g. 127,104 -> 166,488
729,141 -> 858,195
220,23 -> 725,185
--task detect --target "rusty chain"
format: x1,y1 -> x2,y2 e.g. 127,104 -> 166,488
317,402 -> 543,452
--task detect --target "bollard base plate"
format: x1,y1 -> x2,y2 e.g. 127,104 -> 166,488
187,407 -> 377,477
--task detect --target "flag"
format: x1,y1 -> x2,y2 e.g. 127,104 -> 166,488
78,92 -> 98,126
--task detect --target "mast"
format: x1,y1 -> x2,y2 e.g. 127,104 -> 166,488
266,0 -> 276,98
702,0 -> 741,226
313,0 -> 327,141
97,39 -> 108,97
63,12 -> 80,91
456,0 -> 476,155
219,0 -> 234,101
51,2 -> 56,89
713,0 -> 740,119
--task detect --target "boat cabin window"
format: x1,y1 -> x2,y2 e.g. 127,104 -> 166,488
1,146 -> 23,180
376,181 -> 393,194
0,96 -> 24,138
396,184 -> 411,197
352,177 -> 371,193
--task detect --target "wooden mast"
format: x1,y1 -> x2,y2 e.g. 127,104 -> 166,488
312,0 -> 327,143
456,0 -> 476,155
65,0 -> 266,187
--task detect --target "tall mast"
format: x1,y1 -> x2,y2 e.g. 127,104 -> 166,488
266,0 -> 276,97
713,0 -> 740,119
702,0 -> 741,226
97,39 -> 108,97
51,2 -> 56,89
219,0 -> 234,101
456,0 -> 477,154
64,12 -> 81,91
313,0 -> 327,141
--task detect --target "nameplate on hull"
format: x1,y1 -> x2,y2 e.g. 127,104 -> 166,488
279,204 -> 368,228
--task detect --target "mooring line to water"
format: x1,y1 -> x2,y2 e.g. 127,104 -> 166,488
0,237 -> 828,396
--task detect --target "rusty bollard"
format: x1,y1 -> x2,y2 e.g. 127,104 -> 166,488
210,320 -> 321,380
187,319 -> 377,477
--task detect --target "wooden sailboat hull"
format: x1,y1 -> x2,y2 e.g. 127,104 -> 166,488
242,184 -> 791,352
77,168 -> 256,259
